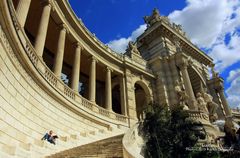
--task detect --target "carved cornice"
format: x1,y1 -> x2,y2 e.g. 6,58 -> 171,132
138,20 -> 213,66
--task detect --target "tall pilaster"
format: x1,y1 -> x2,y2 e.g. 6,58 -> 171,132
15,0 -> 31,27
215,80 -> 232,116
89,57 -> 97,102
71,42 -> 82,92
34,0 -> 52,57
178,59 -> 196,110
120,75 -> 127,116
105,67 -> 112,111
53,24 -> 67,78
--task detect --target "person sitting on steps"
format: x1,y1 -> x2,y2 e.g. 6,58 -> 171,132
41,130 -> 58,145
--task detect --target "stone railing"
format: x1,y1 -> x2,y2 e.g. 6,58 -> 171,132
115,113 -> 127,123
64,84 -> 75,100
6,0 -> 128,125
99,107 -> 110,117
43,68 -> 58,87
25,43 -> 38,66
188,110 -> 210,124
122,123 -> 144,158
81,97 -> 93,110
232,108 -> 240,113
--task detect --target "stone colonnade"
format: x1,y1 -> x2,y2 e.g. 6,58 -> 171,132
14,0 -> 126,114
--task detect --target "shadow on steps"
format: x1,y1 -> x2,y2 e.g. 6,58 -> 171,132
46,134 -> 124,158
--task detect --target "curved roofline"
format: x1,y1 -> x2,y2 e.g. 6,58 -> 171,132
55,0 -> 154,77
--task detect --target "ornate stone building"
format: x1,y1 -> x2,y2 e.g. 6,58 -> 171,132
0,0 -> 233,157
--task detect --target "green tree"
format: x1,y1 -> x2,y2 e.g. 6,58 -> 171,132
140,103 -> 201,158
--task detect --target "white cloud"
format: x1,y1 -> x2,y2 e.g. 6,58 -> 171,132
226,76 -> 240,108
168,0 -> 240,72
208,33 -> 240,72
227,68 -> 240,82
107,24 -> 147,53
168,0 -> 239,48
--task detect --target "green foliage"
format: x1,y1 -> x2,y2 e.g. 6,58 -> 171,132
140,103 -> 200,158
187,148 -> 220,158
188,149 -> 240,158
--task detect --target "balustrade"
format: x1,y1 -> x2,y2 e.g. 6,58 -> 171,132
99,107 -> 110,117
6,0 -> 128,125
64,85 -> 75,99
81,98 -> 93,110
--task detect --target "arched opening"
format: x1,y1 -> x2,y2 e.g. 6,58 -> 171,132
188,66 -> 206,95
134,81 -> 151,120
112,85 -> 121,114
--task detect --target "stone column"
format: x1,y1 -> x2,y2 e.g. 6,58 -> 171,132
120,75 -> 127,115
71,42 -> 82,92
53,24 -> 67,78
34,0 -> 52,57
105,67 -> 112,111
216,86 -> 232,116
16,0 -> 31,27
89,57 -> 97,102
178,60 -> 196,110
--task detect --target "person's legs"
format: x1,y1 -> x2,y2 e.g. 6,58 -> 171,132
47,137 -> 56,145
41,133 -> 49,140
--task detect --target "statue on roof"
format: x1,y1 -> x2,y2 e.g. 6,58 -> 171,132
172,23 -> 186,36
144,8 -> 161,27
126,41 -> 140,55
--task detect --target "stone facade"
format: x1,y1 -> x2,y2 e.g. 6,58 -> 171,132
0,0 -> 233,157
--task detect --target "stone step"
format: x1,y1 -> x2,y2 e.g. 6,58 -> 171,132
0,127 -> 124,158
48,134 -> 124,158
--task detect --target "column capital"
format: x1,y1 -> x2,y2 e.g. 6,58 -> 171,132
41,0 -> 54,9
177,58 -> 189,70
175,52 -> 191,70
73,42 -> 83,50
106,66 -> 113,72
58,23 -> 69,34
89,56 -> 98,63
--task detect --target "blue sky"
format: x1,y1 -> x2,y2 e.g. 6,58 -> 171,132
69,0 -> 240,108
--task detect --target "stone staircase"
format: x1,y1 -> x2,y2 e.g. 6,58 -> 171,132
48,134 -> 124,158
0,128 -> 124,158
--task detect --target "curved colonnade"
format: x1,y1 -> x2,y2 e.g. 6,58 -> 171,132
0,0 -> 154,157
1,0 -> 232,157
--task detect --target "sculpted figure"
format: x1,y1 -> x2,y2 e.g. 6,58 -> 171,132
175,80 -> 189,109
196,92 -> 208,113
202,89 -> 218,122
144,8 -> 161,27
173,36 -> 182,52
128,41 -> 140,55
